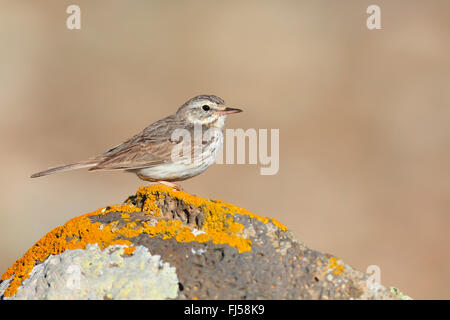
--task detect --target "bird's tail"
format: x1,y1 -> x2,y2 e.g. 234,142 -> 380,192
30,161 -> 97,178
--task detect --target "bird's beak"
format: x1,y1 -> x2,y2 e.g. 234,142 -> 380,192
216,107 -> 243,115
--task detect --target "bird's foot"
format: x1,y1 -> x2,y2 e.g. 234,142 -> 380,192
157,181 -> 183,191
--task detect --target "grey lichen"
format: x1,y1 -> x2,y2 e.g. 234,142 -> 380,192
390,287 -> 413,300
2,244 -> 178,300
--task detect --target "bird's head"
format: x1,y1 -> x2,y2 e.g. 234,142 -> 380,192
176,95 -> 242,128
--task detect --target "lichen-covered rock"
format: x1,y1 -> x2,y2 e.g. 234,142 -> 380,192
0,185 -> 399,300
0,244 -> 178,300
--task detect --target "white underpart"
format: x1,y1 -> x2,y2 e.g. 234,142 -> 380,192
136,128 -> 224,181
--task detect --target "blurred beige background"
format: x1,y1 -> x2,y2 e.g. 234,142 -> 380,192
0,0 -> 449,299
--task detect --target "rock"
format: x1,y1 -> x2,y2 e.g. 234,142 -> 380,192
0,244 -> 178,300
0,185 -> 400,300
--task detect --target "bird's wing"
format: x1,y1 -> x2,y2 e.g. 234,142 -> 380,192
89,140 -> 172,170
89,115 -> 190,171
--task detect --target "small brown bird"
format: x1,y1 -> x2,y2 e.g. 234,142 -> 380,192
31,95 -> 242,189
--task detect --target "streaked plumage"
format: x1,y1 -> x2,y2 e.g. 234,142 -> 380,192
31,95 -> 242,189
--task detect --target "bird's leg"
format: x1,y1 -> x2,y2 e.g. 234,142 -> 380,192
157,181 -> 183,191
137,173 -> 183,191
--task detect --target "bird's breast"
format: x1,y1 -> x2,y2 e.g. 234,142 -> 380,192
135,130 -> 223,182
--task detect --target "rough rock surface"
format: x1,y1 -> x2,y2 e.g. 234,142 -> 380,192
0,185 -> 400,300
0,244 -> 178,300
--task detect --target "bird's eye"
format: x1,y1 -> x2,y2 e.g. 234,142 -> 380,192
202,105 -> 210,111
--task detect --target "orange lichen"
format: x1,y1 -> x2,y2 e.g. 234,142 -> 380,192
328,257 -> 345,275
123,246 -> 137,255
269,218 -> 288,231
1,184 -> 286,298
1,207 -> 141,297
134,185 -> 283,228
104,204 -> 141,214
